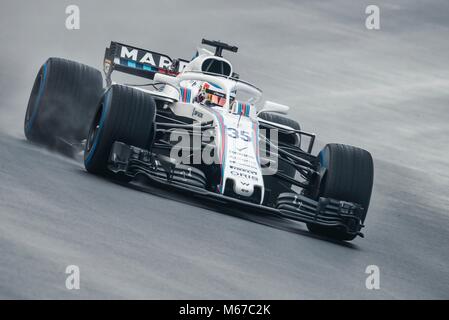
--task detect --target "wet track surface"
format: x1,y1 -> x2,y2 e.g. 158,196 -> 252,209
0,0 -> 449,298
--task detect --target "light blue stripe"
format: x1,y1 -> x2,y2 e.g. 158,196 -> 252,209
127,61 -> 136,68
180,88 -> 184,101
210,82 -> 222,90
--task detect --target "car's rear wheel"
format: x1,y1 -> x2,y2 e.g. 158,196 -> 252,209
84,85 -> 156,178
258,112 -> 301,203
307,144 -> 374,241
24,58 -> 103,151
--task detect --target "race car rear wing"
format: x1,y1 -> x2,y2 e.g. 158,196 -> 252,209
103,41 -> 189,85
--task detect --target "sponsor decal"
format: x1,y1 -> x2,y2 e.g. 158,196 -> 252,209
118,44 -> 185,72
192,108 -> 204,119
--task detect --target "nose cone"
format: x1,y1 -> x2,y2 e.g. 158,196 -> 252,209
234,179 -> 255,197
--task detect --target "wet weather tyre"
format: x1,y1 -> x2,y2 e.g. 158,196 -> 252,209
84,85 -> 156,177
24,58 -> 103,148
307,144 -> 374,241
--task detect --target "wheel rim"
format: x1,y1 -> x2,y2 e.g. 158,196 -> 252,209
86,105 -> 103,154
25,70 -> 44,131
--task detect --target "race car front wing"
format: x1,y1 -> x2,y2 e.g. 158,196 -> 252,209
108,142 -> 365,238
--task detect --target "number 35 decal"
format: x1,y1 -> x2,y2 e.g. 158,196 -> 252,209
227,128 -> 251,142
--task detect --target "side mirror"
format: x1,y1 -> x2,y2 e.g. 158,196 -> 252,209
154,73 -> 179,87
258,101 -> 290,115
153,73 -> 180,101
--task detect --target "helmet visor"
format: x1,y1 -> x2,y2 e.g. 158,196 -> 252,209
205,90 -> 226,107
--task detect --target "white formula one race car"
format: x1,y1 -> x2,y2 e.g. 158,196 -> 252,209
24,39 -> 374,241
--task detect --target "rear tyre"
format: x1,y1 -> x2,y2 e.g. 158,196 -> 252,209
24,58 -> 103,149
307,144 -> 374,241
84,85 -> 156,178
258,112 -> 301,203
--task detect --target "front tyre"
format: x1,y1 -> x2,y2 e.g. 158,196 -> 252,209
84,85 -> 156,177
307,144 -> 374,241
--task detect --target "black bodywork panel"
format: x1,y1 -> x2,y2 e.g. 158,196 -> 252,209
108,142 -> 365,238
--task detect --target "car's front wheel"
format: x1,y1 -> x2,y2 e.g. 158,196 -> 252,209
307,143 -> 374,241
84,85 -> 156,178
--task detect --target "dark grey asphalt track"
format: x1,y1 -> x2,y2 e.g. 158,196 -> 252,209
0,0 -> 448,299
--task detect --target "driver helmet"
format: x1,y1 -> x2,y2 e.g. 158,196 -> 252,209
196,82 -> 235,107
